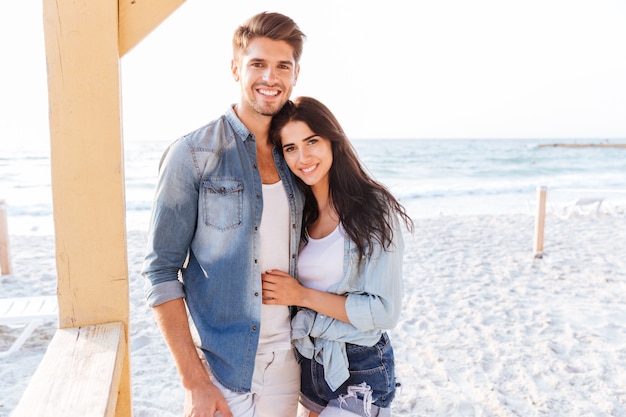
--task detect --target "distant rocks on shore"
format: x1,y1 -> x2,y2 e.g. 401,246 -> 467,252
538,143 -> 626,148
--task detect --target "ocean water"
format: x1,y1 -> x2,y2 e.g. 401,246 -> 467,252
1,138 -> 625,236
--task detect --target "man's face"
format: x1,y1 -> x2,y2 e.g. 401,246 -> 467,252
232,37 -> 300,118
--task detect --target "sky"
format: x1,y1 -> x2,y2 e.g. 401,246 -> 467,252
1,0 -> 626,150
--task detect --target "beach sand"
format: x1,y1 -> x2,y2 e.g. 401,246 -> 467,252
1,214 -> 625,416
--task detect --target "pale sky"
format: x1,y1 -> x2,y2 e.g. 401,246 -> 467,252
1,0 -> 626,149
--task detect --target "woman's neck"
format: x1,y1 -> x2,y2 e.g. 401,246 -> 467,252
308,191 -> 339,239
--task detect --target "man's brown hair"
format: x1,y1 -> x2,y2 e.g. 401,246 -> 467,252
233,12 -> 306,63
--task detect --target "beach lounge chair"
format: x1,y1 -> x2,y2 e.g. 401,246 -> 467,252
569,197 -> 604,217
0,295 -> 58,357
551,196 -> 605,219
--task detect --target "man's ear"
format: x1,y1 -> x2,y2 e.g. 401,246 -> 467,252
231,59 -> 240,82
293,64 -> 300,86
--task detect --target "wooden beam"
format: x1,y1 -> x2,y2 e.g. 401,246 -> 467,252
119,0 -> 186,57
11,322 -> 126,417
42,1 -> 131,415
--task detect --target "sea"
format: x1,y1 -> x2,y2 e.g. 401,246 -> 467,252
1,138 -> 625,236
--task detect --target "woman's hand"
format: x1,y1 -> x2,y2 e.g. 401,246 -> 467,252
262,270 -> 351,323
261,270 -> 303,306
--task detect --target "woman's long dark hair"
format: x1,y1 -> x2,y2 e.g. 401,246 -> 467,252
270,97 -> 414,258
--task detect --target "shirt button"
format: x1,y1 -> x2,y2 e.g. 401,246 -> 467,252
252,325 -> 258,331
254,292 -> 259,297
254,259 -> 258,264
256,194 -> 261,199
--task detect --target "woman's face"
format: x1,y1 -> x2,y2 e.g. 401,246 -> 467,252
279,120 -> 333,189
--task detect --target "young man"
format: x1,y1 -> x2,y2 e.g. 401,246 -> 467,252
142,12 -> 306,417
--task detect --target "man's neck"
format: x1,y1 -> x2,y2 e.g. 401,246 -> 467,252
234,103 -> 272,146
234,103 -> 279,183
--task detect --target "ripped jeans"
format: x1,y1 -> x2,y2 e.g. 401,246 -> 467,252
298,333 -> 396,417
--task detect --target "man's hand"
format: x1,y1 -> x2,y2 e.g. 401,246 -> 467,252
183,377 -> 233,417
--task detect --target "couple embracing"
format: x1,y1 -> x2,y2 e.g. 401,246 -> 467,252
142,11 -> 413,417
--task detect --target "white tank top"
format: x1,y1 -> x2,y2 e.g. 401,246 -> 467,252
297,224 -> 344,291
257,181 -> 292,353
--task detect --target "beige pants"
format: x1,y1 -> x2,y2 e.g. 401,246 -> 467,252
211,349 -> 300,417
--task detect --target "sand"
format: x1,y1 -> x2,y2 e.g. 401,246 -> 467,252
1,213 -> 625,417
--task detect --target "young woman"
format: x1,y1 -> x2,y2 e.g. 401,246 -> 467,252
262,97 -> 414,417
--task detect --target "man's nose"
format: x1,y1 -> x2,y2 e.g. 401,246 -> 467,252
263,67 -> 277,83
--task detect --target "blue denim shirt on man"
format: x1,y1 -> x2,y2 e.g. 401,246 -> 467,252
142,106 -> 304,393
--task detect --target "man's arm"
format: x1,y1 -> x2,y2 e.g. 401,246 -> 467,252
153,298 -> 233,417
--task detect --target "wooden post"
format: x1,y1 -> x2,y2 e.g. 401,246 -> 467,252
43,1 -> 131,414
40,1 -> 185,415
534,185 -> 547,258
0,199 -> 12,275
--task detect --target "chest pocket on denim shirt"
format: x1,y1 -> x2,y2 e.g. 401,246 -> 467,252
202,178 -> 243,231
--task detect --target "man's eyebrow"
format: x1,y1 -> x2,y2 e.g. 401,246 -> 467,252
248,58 -> 294,67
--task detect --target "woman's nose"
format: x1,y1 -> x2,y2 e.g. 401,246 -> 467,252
298,148 -> 311,163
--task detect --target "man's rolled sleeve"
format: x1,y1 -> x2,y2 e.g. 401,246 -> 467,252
144,278 -> 185,307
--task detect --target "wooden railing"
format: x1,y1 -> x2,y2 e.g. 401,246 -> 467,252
11,322 -> 126,417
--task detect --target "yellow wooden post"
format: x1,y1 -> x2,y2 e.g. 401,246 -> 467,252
534,185 -> 547,258
40,1 -> 185,415
42,1 -> 131,414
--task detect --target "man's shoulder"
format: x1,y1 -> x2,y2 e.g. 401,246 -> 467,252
179,114 -> 235,149
179,106 -> 248,149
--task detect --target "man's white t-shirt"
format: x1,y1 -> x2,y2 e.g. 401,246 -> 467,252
257,181 -> 292,353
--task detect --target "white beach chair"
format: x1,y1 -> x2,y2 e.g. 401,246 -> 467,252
0,295 -> 58,357
553,196 -> 605,219
601,200 -> 626,218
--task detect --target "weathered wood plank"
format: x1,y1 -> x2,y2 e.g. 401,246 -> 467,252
12,322 -> 126,417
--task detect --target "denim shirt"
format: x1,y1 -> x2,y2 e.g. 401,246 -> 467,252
291,216 -> 405,391
142,106 -> 304,393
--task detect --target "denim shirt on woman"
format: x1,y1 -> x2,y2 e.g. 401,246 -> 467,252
142,106 -> 304,393
291,216 -> 405,391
